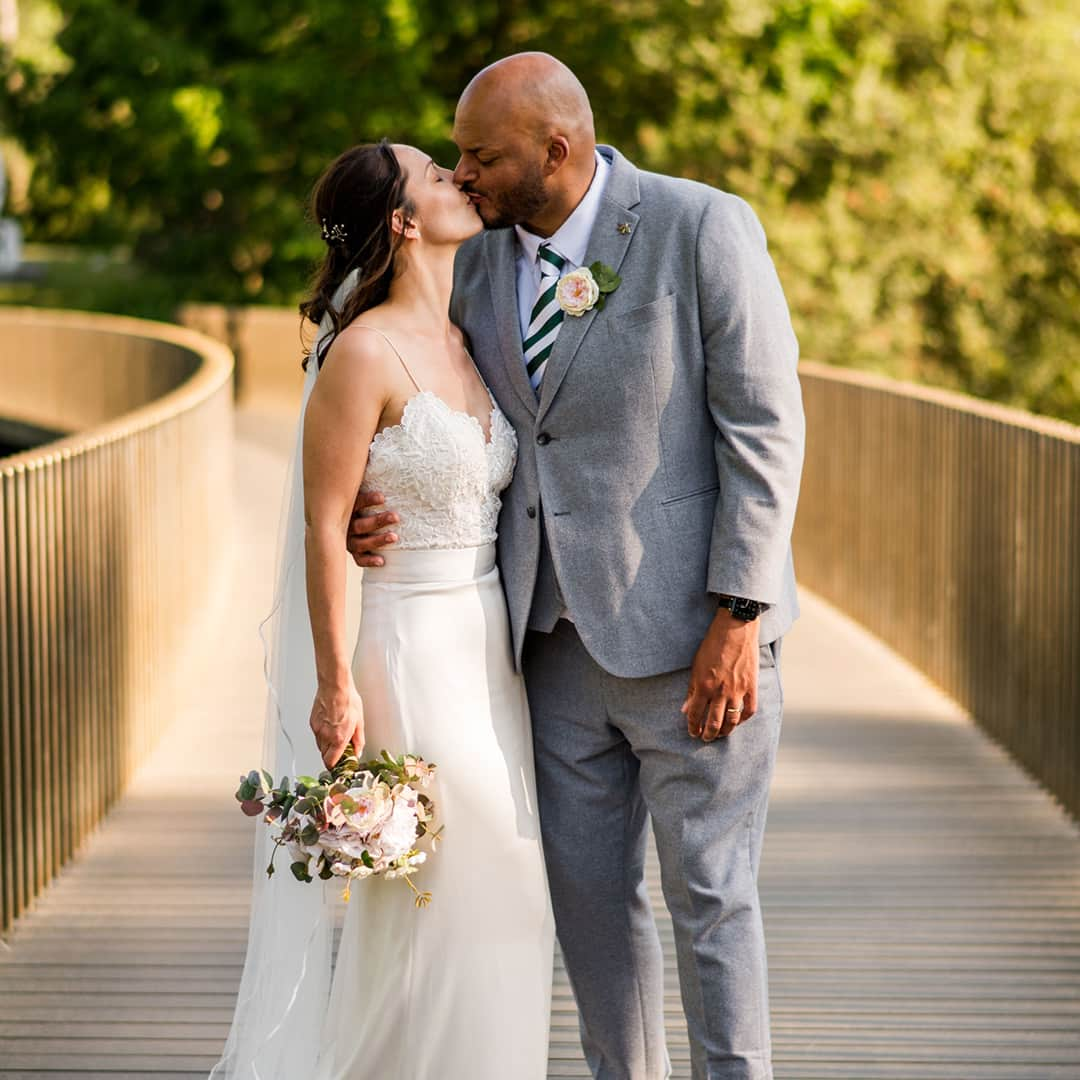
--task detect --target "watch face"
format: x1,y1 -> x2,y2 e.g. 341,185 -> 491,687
730,598 -> 762,620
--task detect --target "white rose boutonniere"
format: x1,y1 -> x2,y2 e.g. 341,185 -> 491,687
556,261 -> 622,316
556,267 -> 600,316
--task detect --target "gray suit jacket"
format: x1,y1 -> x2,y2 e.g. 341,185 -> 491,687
450,144 -> 805,678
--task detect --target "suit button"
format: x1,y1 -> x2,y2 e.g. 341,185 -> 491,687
536,433 -> 551,446
526,505 -> 537,519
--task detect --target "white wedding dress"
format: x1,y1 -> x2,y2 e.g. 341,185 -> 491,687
310,327 -> 554,1079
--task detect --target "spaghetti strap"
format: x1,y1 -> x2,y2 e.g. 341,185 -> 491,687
352,324 -> 424,394
462,344 -> 496,404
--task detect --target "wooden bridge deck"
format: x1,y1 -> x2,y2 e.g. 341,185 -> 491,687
2,403 -> 1078,1079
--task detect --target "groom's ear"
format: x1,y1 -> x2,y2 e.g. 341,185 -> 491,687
391,209 -> 421,241
543,136 -> 570,175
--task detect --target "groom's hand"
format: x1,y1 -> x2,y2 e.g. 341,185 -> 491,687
681,610 -> 760,741
345,489 -> 398,567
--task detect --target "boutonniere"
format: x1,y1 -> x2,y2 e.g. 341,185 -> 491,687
556,261 -> 622,317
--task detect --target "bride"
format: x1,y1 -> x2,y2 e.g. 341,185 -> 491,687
208,140 -> 554,1079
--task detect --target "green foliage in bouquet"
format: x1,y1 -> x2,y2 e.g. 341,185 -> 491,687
235,745 -> 442,907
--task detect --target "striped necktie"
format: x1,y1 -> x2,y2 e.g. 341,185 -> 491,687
523,242 -> 566,394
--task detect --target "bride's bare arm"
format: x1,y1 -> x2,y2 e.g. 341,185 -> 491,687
302,332 -> 394,766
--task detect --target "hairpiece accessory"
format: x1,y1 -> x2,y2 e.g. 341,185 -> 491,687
321,218 -> 348,246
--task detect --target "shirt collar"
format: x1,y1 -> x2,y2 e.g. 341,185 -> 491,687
515,148 -> 611,268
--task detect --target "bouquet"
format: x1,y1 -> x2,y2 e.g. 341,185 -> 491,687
235,743 -> 442,907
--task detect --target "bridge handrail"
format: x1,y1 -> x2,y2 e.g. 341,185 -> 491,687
1,308 -> 234,936
795,360 -> 1079,819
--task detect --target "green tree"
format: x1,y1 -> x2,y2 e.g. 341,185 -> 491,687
2,0 -> 1078,420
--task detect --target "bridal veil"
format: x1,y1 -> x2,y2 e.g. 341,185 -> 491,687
207,272 -> 358,1079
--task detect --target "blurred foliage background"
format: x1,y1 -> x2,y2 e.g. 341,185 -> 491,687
1,0 -> 1077,421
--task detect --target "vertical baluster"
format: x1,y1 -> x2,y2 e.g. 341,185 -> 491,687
0,469 -> 14,934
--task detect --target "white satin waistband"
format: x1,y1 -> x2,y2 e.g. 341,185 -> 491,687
360,542 -> 497,584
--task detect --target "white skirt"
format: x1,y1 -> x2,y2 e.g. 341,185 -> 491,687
313,543 -> 554,1079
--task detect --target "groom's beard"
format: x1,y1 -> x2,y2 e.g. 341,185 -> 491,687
472,164 -> 548,230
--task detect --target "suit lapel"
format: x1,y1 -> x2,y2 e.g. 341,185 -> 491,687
537,147 -> 642,421
483,229 -> 537,418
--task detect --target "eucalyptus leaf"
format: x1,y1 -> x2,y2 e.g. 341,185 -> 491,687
589,261 -> 622,292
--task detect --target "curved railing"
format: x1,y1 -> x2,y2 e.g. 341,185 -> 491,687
0,308 -> 234,936
180,305 -> 1080,820
795,362 -> 1079,819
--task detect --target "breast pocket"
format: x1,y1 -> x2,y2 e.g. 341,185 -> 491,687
610,292 -> 678,336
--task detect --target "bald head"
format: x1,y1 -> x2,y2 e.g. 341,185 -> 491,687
457,52 -> 595,149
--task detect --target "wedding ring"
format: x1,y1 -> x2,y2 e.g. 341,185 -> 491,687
726,707 -> 743,716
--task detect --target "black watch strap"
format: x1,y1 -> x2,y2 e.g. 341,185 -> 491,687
718,595 -> 765,621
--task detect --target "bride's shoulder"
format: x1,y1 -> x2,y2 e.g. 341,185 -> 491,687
317,320 -> 405,394
325,317 -> 398,367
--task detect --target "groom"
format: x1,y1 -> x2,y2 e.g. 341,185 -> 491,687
348,53 -> 804,1080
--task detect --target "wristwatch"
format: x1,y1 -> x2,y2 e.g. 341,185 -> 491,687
716,595 -> 766,622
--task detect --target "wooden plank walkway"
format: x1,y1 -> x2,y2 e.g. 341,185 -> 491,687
1,402 -> 1079,1079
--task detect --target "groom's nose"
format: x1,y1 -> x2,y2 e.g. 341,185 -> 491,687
452,157 -> 472,187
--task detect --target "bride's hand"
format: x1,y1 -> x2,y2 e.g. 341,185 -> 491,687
309,682 -> 365,770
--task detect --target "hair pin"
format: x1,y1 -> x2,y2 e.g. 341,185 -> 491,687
321,218 -> 348,245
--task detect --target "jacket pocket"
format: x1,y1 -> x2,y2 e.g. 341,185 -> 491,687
660,483 -> 719,507
610,291 -> 677,332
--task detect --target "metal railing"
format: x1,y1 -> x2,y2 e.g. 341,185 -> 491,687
795,362 -> 1079,819
0,308 -> 234,936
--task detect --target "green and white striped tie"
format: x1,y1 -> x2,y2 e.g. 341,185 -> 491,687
523,242 -> 566,394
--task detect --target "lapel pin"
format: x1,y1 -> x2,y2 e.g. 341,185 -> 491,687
617,222 -> 632,235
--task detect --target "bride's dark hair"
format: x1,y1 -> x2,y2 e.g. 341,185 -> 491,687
299,139 -> 416,371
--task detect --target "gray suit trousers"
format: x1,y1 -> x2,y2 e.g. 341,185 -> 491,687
523,621 -> 783,1080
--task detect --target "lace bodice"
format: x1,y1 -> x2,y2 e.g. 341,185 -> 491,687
358,389 -> 517,550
